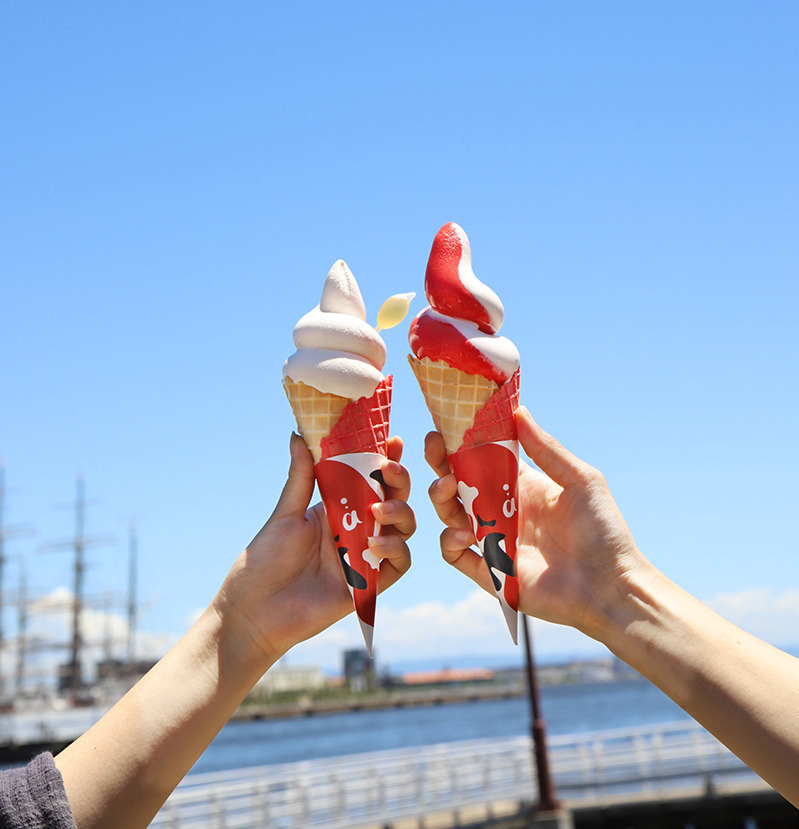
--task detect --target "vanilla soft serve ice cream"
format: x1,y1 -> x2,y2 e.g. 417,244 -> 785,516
283,260 -> 387,401
283,260 -> 391,464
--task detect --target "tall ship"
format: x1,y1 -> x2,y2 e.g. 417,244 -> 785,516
0,465 -> 155,762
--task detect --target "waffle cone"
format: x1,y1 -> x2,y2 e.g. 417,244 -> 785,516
408,355 -> 498,454
283,378 -> 349,463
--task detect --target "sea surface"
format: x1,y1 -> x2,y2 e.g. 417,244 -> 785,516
188,679 -> 691,776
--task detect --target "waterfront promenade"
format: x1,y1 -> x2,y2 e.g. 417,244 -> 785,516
4,685 -> 795,825
150,721 -> 796,828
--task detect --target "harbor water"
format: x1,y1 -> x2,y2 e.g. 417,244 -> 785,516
188,679 -> 691,776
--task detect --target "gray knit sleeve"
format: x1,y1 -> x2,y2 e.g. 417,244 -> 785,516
0,753 -> 77,829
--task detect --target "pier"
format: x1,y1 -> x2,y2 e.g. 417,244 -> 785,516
150,721 -> 796,828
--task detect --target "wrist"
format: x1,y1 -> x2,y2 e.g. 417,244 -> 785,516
584,553 -> 705,700
204,593 -> 282,692
578,549 -> 666,653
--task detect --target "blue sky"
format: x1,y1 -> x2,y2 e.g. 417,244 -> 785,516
2,2 -> 798,675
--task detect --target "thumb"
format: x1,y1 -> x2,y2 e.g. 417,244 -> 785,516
516,406 -> 587,488
271,433 -> 316,520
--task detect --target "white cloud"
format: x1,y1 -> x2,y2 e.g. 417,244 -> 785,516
379,589 -> 605,665
4,587 -> 180,693
286,589 -> 606,674
17,585 -> 795,691
280,619 -> 369,674
289,586 -> 799,674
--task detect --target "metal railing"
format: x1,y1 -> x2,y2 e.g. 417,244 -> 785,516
151,720 -> 761,829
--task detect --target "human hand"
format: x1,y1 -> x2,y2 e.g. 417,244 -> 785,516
425,406 -> 643,639
215,433 -> 414,665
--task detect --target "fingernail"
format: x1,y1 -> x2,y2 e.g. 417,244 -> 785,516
368,535 -> 390,550
430,475 -> 452,493
454,528 -> 474,546
384,460 -> 402,476
372,501 -> 396,518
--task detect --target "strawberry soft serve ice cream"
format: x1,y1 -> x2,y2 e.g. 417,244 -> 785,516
408,226 -> 518,387
409,223 -> 522,642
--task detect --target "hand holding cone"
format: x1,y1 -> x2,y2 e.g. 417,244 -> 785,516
282,261 -> 413,654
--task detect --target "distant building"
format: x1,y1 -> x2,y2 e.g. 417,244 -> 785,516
536,657 -> 636,686
254,663 -> 326,695
96,658 -> 158,682
56,661 -> 83,695
343,648 -> 375,692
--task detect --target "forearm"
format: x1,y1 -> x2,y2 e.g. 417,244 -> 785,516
55,601 -> 276,829
592,557 -> 799,806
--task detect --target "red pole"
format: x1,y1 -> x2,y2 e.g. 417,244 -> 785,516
522,615 -> 559,812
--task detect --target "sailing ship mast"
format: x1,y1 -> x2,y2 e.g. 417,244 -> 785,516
43,476 -> 113,693
1,467 -> 143,700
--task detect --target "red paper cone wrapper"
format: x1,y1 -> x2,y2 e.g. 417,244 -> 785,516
448,439 -> 520,644
315,451 -> 387,656
320,377 -> 392,459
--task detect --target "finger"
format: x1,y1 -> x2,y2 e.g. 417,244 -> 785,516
270,433 -> 316,521
379,457 -> 411,503
428,474 -> 472,532
371,536 -> 412,590
440,528 -> 495,595
423,431 -> 451,478
386,435 -> 404,463
372,498 -> 416,541
516,406 -> 591,488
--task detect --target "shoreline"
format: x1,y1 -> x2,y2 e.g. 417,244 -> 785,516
233,682 -> 526,721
